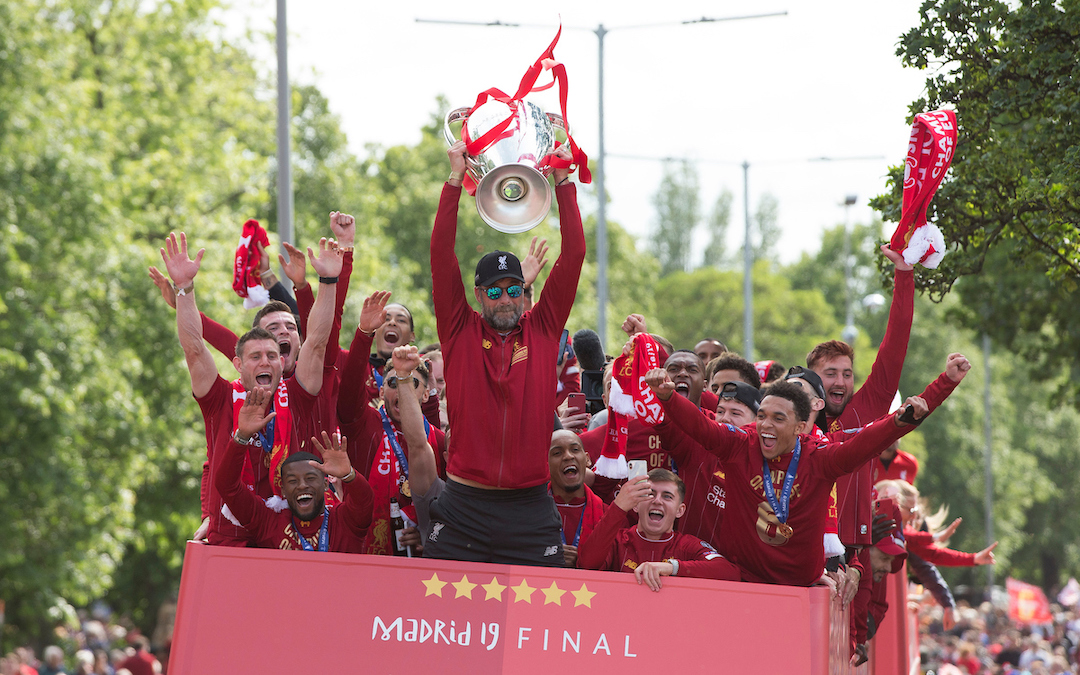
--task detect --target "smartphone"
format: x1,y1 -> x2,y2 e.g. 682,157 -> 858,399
627,460 -> 648,481
874,497 -> 897,517
567,392 -> 587,415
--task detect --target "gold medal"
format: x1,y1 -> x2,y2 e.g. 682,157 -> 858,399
778,523 -> 794,539
400,479 -> 411,498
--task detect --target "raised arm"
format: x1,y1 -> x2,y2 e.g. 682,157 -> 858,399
854,247 -> 915,413
392,345 -> 439,498
531,144 -> 585,334
293,238 -> 343,395
310,431 -> 373,536
431,142 -> 470,341
150,264 -> 239,360
823,353 -> 971,478
280,241 -> 311,336
337,291 -> 390,425
646,367 -> 747,463
161,233 -> 217,398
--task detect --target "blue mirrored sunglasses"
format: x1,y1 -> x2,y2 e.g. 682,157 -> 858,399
484,285 -> 524,300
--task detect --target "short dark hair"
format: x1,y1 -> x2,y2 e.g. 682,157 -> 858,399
706,353 -> 762,388
281,451 -> 322,471
650,334 -> 675,359
385,303 -> 415,334
419,343 -> 441,355
648,468 -> 685,500
235,327 -> 278,360
252,300 -> 295,329
696,338 -> 728,353
806,340 -> 855,371
761,381 -> 811,422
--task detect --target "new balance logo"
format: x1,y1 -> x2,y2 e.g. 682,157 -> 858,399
543,546 -> 559,557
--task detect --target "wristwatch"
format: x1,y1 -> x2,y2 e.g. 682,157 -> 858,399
232,430 -> 253,445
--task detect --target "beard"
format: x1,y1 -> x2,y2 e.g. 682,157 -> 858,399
482,304 -> 523,332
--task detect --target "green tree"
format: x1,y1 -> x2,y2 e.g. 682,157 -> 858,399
651,160 -> 699,277
752,193 -> 781,263
702,189 -> 733,269
873,0 -> 1080,404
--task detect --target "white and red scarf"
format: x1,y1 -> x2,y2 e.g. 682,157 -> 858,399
595,334 -> 666,479
231,378 -> 293,497
233,218 -> 270,309
460,25 -> 591,196
364,411 -> 441,556
808,426 -> 845,558
889,110 -> 957,269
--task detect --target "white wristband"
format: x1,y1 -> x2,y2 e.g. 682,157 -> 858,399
669,559 -> 679,577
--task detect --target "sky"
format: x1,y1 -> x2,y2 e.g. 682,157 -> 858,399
223,0 -> 932,264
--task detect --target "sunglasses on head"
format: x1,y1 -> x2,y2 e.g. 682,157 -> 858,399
385,375 -> 421,390
484,285 -> 524,300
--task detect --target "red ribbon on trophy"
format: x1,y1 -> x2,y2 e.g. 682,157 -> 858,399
888,109 -> 957,269
460,25 -> 591,196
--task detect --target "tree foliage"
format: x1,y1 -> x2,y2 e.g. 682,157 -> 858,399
872,0 -> 1080,403
702,189 -> 733,269
651,160 -> 699,277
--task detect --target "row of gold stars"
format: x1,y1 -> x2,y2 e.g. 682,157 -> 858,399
421,573 -> 596,608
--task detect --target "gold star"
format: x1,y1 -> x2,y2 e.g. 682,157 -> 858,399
481,576 -> 506,601
452,574 -> 477,599
511,579 -> 536,603
541,581 -> 566,606
571,583 -> 596,608
422,573 -> 448,597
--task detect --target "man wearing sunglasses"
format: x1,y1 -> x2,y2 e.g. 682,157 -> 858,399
426,141 -> 584,566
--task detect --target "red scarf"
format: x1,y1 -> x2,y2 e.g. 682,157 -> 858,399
232,218 -> 270,309
595,334 -> 666,479
231,378 -> 293,497
889,110 -> 957,269
363,410 -> 441,556
461,26 -> 590,195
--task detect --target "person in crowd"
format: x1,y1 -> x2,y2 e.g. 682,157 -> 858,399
548,430 -> 605,567
161,231 -> 341,545
706,353 -> 762,393
808,244 -> 915,647
424,140 -> 582,566
872,439 -> 919,484
216,385 -> 373,552
577,469 -> 740,590
645,353 -> 970,586
694,339 -> 728,368
115,637 -> 157,675
755,359 -> 786,384
37,647 -> 65,675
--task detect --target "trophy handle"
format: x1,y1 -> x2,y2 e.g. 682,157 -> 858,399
444,107 -> 484,176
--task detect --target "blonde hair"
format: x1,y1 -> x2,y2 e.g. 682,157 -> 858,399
874,479 -> 950,536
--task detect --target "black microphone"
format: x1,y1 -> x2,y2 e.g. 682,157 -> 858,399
572,329 -> 607,412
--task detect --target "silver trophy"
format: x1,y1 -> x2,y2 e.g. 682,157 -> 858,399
445,99 -> 565,234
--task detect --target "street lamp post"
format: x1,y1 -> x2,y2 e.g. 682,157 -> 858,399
275,0 -> 294,269
841,193 -> 858,344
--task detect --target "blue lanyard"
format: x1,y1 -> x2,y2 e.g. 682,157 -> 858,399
761,439 -> 801,524
561,506 -> 585,547
256,414 -> 275,454
378,406 -> 431,481
292,508 -> 329,552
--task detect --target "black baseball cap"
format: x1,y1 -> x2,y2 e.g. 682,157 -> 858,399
474,250 -> 525,287
784,366 -> 826,401
717,380 -> 760,414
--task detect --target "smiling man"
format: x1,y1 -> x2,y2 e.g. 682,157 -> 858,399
162,232 -> 341,546
548,430 -> 605,567
426,141 -> 584,566
577,469 -> 740,590
215,386 -> 373,552
646,354 -> 969,586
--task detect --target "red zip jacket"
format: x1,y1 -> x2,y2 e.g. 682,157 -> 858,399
431,182 -> 585,488
827,268 -> 914,547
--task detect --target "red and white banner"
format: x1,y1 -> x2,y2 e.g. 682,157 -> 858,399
171,542 -> 845,674
1007,577 -> 1053,625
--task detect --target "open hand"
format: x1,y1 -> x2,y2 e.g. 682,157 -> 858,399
160,232 -> 204,288
308,237 -> 344,279
934,517 -> 962,542
521,236 -> 550,287
359,291 -> 393,335
148,266 -> 177,309
308,431 -> 351,479
237,386 -> 276,438
279,241 -> 308,289
974,541 -> 998,565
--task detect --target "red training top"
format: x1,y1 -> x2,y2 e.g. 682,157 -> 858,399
215,437 -> 373,552
431,182 -> 585,488
872,449 -> 920,485
577,500 -> 740,581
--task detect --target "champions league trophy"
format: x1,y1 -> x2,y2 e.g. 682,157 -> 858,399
444,99 -> 565,234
